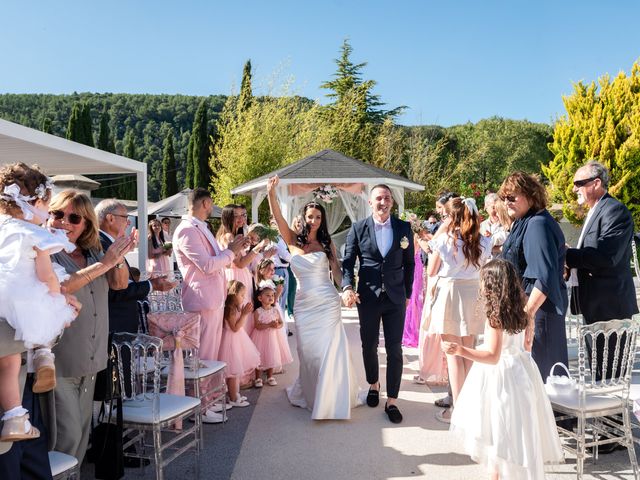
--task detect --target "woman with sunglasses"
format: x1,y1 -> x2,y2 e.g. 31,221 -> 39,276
498,172 -> 568,381
147,218 -> 171,275
46,189 -> 135,463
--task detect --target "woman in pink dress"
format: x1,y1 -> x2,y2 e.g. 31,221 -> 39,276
402,237 -> 424,347
218,285 -> 261,407
147,218 -> 171,275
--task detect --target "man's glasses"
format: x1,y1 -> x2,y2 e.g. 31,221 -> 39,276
50,210 -> 83,225
573,176 -> 599,188
111,213 -> 129,220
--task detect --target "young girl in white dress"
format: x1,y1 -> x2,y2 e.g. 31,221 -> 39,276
250,280 -> 293,387
0,163 -> 77,442
443,259 -> 563,480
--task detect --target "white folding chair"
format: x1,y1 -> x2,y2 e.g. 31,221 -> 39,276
49,451 -> 79,480
548,318 -> 640,478
112,332 -> 201,480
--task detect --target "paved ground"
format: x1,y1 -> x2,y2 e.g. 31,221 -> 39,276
83,306 -> 639,479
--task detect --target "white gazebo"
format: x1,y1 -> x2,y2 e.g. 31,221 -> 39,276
131,188 -> 222,219
0,119 -> 149,266
231,149 -> 424,237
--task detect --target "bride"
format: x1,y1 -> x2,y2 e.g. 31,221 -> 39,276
267,176 -> 361,419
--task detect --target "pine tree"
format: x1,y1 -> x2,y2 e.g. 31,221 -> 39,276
97,106 -> 115,153
543,61 -> 640,227
191,99 -> 210,189
185,134 -> 194,189
238,60 -> 253,114
161,129 -> 178,198
81,103 -> 94,147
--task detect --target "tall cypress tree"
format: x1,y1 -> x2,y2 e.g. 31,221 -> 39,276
81,103 -> 94,147
161,129 -> 178,198
185,134 -> 194,189
95,106 -> 117,197
238,60 -> 253,114
119,130 -> 137,199
191,99 -> 210,189
66,103 -> 85,143
42,117 -> 52,134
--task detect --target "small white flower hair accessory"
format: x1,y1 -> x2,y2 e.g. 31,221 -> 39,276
0,184 -> 36,220
257,279 -> 277,291
34,178 -> 54,200
461,197 -> 479,216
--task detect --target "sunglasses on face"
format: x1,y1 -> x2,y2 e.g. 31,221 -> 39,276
573,176 -> 599,188
50,210 -> 83,225
500,194 -> 518,203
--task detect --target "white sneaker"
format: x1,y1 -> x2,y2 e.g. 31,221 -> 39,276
208,404 -> 231,414
228,398 -> 250,408
202,411 -> 227,424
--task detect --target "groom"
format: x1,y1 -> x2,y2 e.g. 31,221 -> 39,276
342,185 -> 415,423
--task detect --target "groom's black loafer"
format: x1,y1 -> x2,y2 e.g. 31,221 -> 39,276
366,387 -> 380,407
385,403 -> 403,424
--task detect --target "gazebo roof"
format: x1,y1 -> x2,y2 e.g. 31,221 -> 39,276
231,149 -> 424,195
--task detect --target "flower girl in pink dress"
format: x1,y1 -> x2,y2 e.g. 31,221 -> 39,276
250,280 -> 293,387
218,282 -> 260,407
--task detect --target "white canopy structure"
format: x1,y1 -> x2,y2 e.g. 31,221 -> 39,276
231,149 -> 425,232
0,119 -> 149,266
131,189 -> 222,219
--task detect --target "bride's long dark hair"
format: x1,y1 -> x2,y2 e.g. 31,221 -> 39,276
296,201 -> 333,260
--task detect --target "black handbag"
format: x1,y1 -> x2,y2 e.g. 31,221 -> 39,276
94,333 -> 120,402
88,398 -> 124,480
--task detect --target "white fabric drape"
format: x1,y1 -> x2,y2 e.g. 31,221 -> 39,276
338,190 -> 370,222
323,200 -> 346,234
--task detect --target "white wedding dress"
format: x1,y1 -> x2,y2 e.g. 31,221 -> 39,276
286,252 -> 362,419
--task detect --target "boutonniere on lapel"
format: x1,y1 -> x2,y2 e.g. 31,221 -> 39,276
400,236 -> 409,249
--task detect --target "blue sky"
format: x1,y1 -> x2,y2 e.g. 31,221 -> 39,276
2,0 -> 639,126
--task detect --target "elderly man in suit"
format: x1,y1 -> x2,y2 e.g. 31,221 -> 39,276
173,188 -> 248,424
566,160 -> 639,380
96,199 -> 175,334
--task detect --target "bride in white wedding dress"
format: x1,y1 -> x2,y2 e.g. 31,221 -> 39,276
267,176 -> 362,419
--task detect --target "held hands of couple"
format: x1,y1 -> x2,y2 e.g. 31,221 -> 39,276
341,288 -> 360,308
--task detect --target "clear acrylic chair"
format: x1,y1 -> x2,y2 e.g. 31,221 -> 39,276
49,451 -> 79,480
548,317 -> 640,478
112,332 -> 201,480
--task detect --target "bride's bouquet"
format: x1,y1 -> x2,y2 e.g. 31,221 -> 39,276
400,210 -> 425,234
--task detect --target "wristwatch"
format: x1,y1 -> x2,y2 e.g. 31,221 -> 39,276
114,262 -> 125,269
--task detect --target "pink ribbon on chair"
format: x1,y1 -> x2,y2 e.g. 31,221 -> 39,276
146,311 -> 201,397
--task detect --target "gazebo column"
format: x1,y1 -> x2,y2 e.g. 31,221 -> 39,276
251,191 -> 259,223
136,169 -> 148,269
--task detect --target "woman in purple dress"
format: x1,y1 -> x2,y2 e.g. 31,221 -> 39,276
402,236 -> 423,347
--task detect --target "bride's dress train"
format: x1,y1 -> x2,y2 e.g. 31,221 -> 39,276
286,252 -> 363,419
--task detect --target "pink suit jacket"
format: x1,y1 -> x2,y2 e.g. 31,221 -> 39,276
173,217 -> 234,312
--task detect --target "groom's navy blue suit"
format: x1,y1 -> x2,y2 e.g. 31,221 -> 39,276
342,215 -> 414,398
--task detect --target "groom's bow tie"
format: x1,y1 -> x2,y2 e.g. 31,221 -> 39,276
374,219 -> 391,231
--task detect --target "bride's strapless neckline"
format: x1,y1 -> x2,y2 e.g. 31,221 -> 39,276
291,251 -> 325,258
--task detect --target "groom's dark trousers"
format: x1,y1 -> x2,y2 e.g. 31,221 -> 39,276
342,215 -> 414,400
357,294 -> 405,398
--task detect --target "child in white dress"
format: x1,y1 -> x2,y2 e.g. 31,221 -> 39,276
442,259 -> 563,480
0,163 -> 77,442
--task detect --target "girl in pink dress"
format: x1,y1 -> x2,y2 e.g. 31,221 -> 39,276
250,281 -> 293,387
218,283 -> 261,407
255,258 -> 287,344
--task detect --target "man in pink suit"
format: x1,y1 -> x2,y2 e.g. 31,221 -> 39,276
173,189 -> 248,422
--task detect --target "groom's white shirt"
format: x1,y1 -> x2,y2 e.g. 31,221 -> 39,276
373,217 -> 392,257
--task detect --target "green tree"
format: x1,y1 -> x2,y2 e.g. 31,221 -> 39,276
192,99 -> 210,189
97,106 -> 115,153
185,133 -> 194,189
161,129 -> 178,198
119,130 -> 137,199
41,117 -> 52,134
81,103 -> 94,147
66,103 -> 85,144
543,61 -> 640,227
238,60 -> 253,114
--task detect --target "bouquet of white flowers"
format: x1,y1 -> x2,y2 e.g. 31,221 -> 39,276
162,241 -> 173,250
272,274 -> 285,286
312,184 -> 338,204
400,210 -> 425,234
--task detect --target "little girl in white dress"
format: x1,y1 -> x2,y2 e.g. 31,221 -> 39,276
442,259 -> 563,480
0,163 -> 77,442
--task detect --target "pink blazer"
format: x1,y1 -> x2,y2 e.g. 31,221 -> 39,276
173,217 -> 234,312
